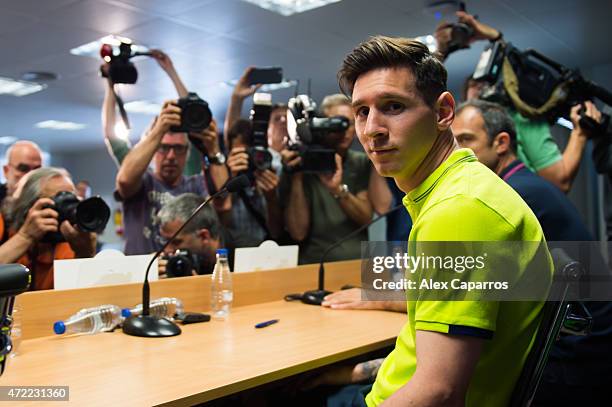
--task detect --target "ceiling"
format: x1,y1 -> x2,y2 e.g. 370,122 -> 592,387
0,0 -> 611,152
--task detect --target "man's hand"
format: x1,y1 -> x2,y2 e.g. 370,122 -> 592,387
255,169 -> 279,200
322,288 -> 382,310
189,118 -> 220,155
570,101 -> 603,138
151,49 -> 175,73
281,149 -> 302,175
318,153 -> 343,196
60,221 -> 96,257
16,198 -> 59,243
456,11 -> 500,42
227,147 -> 249,177
158,257 -> 168,279
232,66 -> 261,101
150,100 -> 182,139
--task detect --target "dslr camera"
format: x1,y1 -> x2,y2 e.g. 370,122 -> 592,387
246,93 -> 273,176
99,41 -> 145,85
163,249 -> 201,278
285,95 -> 349,173
43,192 -> 111,244
171,92 -> 213,134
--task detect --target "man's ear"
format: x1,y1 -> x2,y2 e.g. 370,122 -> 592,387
196,228 -> 211,243
435,91 -> 455,132
494,132 -> 512,155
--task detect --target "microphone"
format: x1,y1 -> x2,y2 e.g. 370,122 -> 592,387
299,203 -> 404,305
122,175 -> 249,337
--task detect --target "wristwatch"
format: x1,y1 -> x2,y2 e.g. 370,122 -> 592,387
334,184 -> 350,199
208,152 -> 226,165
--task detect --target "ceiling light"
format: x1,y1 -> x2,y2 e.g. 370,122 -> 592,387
0,136 -> 17,145
35,120 -> 86,131
556,117 -> 574,130
241,0 -> 342,16
222,79 -> 297,92
70,35 -> 149,59
415,35 -> 438,53
0,76 -> 47,96
114,122 -> 130,140
124,100 -> 161,115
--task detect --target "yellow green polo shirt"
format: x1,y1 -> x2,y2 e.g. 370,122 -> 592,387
366,148 -> 553,407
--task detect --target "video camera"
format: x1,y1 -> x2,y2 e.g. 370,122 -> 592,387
0,264 -> 31,376
99,41 -> 151,85
472,40 -> 612,133
244,93 -> 273,177
43,191 -> 111,244
286,95 -> 349,173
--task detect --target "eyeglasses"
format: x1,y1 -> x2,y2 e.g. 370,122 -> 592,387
158,144 -> 188,155
11,163 -> 41,173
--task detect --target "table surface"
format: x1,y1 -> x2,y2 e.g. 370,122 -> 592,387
1,300 -> 406,406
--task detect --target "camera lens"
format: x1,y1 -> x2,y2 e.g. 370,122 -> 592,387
75,196 -> 111,233
184,103 -> 211,132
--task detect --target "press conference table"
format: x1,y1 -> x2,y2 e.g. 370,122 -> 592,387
1,260 -> 406,406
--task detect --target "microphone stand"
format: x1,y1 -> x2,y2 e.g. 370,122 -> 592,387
300,203 -> 404,305
123,175 -> 249,337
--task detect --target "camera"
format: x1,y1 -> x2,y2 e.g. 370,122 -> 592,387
171,92 -> 213,134
100,42 -> 139,84
43,192 -> 111,244
472,40 -> 612,126
286,95 -> 349,173
247,93 -> 273,175
445,22 -> 474,54
164,249 -> 200,278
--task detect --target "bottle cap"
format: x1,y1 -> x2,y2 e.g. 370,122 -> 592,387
216,248 -> 228,256
53,321 -> 66,335
121,308 -> 132,318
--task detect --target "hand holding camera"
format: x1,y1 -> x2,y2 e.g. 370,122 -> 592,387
318,154 -> 343,195
455,11 -> 500,42
150,49 -> 175,74
254,169 -> 279,200
232,67 -> 262,101
189,118 -> 219,155
17,198 -> 59,243
227,147 -> 250,177
150,100 -> 182,139
571,101 -> 605,139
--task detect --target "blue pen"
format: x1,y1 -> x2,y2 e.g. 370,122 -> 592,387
255,319 -> 279,329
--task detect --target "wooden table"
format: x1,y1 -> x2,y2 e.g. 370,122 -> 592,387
0,261 -> 406,406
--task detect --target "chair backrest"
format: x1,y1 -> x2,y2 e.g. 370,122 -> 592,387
508,248 -> 582,407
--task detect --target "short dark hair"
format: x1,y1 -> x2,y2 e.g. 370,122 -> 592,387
457,100 -> 518,152
338,35 -> 447,106
158,193 -> 220,238
227,119 -> 252,150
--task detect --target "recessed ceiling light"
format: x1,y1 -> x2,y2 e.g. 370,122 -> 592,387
21,71 -> 59,82
0,136 -> 17,145
556,117 -> 574,130
241,0 -> 342,16
415,35 -> 438,53
222,79 -> 297,92
35,120 -> 86,131
124,100 -> 161,115
70,34 -> 150,59
0,76 -> 47,96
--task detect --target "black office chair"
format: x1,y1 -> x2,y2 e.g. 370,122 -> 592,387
509,248 -> 593,407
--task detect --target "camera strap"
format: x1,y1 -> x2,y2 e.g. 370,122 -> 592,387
109,78 -> 131,129
237,189 -> 270,240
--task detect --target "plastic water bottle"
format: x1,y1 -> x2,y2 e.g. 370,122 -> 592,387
121,297 -> 184,320
53,305 -> 123,335
211,249 -> 233,320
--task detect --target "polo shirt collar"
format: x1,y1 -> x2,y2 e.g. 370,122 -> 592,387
402,148 -> 477,219
499,159 -> 524,180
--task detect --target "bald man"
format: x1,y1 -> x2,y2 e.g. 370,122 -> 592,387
2,141 -> 43,202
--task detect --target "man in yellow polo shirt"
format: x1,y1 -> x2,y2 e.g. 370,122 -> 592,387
337,36 -> 553,406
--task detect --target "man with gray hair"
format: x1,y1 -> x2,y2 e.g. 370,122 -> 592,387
1,140 -> 43,203
0,167 -> 96,290
157,193 -> 233,277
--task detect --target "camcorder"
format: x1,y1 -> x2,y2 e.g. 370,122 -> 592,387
0,264 -> 31,376
472,40 -> 612,136
99,41 -> 151,85
163,249 -> 201,278
245,93 -> 273,178
43,191 -> 111,244
286,95 -> 349,173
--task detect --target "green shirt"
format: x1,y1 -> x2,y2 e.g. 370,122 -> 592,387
106,137 -> 203,176
281,149 -> 371,264
366,148 -> 553,407
511,111 -> 561,172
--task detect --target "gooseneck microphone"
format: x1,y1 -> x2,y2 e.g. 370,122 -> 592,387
299,203 -> 404,305
122,175 -> 250,337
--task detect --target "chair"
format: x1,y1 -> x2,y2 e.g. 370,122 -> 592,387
509,248 -> 593,407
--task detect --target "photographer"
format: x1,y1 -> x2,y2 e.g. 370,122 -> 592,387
1,141 -> 42,204
280,94 -> 374,264
436,11 -> 602,193
0,168 -> 96,290
224,119 -> 283,247
224,66 -> 288,157
157,193 -> 233,277
115,101 -> 230,255
101,49 -> 202,175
